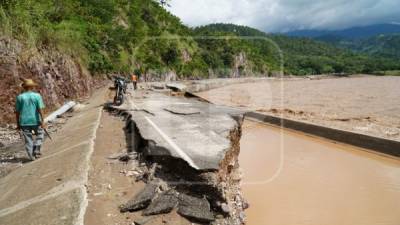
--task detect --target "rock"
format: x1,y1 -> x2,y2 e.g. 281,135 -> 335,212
242,200 -> 250,210
107,151 -> 134,162
119,154 -> 132,162
119,183 -> 159,213
107,152 -> 126,160
0,142 -> 4,148
134,216 -> 154,225
126,170 -> 140,177
221,203 -> 231,215
239,211 -> 246,223
143,190 -> 178,216
177,194 -> 215,223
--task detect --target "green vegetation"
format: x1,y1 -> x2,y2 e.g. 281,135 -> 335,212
195,24 -> 400,75
374,70 -> 400,76
0,0 -> 199,76
322,34 -> 400,60
1,1 -> 399,77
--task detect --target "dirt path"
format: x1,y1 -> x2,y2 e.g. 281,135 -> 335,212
85,91 -> 192,225
84,111 -> 143,225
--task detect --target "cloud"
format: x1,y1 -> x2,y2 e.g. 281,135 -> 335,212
167,0 -> 400,32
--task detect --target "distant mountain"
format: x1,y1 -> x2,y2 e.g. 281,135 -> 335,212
194,23 -> 400,75
284,24 -> 400,62
286,24 -> 400,39
321,34 -> 400,60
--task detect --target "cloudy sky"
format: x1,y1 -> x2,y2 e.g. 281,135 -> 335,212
167,0 -> 400,32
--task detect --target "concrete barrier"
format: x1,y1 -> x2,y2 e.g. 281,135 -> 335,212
245,111 -> 400,157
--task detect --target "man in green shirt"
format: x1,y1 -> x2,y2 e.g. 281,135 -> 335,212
15,79 -> 46,161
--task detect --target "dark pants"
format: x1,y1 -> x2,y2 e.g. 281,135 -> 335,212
133,81 -> 137,90
21,126 -> 44,160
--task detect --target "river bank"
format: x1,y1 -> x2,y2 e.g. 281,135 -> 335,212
197,75 -> 400,141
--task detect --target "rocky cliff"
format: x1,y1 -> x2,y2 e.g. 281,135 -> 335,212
0,37 -> 99,124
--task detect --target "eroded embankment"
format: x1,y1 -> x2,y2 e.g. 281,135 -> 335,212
0,37 -> 102,124
108,89 -> 248,225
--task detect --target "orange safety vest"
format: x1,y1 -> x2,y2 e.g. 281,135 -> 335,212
131,74 -> 137,82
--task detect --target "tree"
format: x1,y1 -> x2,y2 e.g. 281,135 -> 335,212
159,0 -> 171,7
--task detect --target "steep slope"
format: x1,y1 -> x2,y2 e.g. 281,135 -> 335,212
0,0 -> 199,123
319,34 -> 400,61
194,23 -> 400,75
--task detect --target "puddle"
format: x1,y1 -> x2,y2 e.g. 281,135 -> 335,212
240,119 -> 400,225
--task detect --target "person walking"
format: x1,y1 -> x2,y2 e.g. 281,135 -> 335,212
131,73 -> 138,90
15,79 -> 46,161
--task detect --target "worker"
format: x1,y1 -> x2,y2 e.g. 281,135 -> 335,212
131,73 -> 138,90
15,79 -> 46,161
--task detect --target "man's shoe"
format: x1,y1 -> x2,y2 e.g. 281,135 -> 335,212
34,152 -> 42,159
28,154 -> 35,161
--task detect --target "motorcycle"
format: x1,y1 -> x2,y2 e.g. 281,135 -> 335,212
112,76 -> 127,106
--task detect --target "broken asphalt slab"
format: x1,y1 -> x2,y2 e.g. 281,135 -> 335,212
177,193 -> 215,223
142,190 -> 179,216
120,182 -> 159,213
165,77 -> 271,93
121,90 -> 244,171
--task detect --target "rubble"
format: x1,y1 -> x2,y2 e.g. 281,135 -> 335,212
143,190 -> 178,216
119,182 -> 159,213
111,89 -> 247,225
177,194 -> 215,223
107,151 -> 138,162
133,216 -> 155,225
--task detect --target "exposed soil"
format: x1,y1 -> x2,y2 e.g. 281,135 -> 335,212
0,37 -> 107,124
197,75 -> 400,141
85,90 -> 192,225
240,119 -> 400,225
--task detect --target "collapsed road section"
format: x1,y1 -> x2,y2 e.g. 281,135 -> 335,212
111,88 -> 248,224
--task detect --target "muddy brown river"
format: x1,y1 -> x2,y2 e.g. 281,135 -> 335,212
240,119 -> 400,225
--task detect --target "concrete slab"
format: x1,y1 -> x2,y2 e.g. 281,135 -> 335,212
0,88 -> 105,225
166,83 -> 187,92
166,77 -> 271,93
0,189 -> 82,225
124,90 -> 244,170
0,143 -> 90,209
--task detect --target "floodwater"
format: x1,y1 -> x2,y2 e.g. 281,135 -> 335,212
240,119 -> 400,225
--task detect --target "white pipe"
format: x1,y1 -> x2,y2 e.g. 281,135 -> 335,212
44,101 -> 76,123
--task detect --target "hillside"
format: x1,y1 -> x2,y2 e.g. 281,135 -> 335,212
285,24 -> 400,63
194,23 -> 400,75
2,2 -> 398,79
286,23 -> 400,39
0,0 -> 205,77
1,1 -> 400,122
318,34 -> 400,61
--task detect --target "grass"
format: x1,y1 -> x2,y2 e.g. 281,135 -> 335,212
374,70 -> 400,76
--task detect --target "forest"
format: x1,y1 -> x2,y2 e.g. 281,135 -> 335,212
1,0 -> 399,77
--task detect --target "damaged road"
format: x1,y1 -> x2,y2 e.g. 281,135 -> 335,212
110,87 -> 248,224
122,90 -> 244,170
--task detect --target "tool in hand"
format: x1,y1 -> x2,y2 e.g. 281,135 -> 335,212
43,128 -> 53,141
